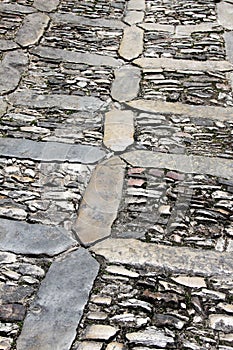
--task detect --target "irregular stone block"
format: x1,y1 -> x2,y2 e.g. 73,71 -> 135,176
82,325 -> 118,340
33,0 -> 60,12
209,314 -> 233,333
73,157 -> 126,246
0,39 -> 19,51
126,327 -> 174,347
176,23 -> 219,36
104,109 -> 134,151
225,31 -> 233,63
171,276 -> 206,288
111,65 -> 141,102
124,11 -> 144,25
127,0 -> 145,10
15,13 -> 49,47
91,238 -> 233,277
0,304 -> 26,322
0,219 -> 76,256
75,342 -> 103,350
0,138 -> 106,163
0,3 -> 36,14
217,1 -> 233,29
17,249 -> 99,350
139,23 -> 174,33
119,25 -> 144,60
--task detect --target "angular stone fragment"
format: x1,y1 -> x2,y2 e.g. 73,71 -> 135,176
126,327 -> 174,347
124,11 -> 144,25
153,314 -> 185,330
225,31 -> 233,64
15,13 -> 49,47
106,342 -> 125,350
0,304 -> 26,322
82,325 -> 118,340
0,252 -> 17,264
0,207 -> 27,220
73,157 -> 126,246
91,238 -> 233,277
209,314 -> 233,333
74,342 -> 104,350
106,265 -> 139,278
0,138 -> 106,163
139,23 -> 174,33
121,151 -> 233,179
0,98 -> 7,117
171,276 -> 206,288
0,39 -> 19,51
127,0 -> 145,10
17,249 -> 99,350
176,23 -> 220,36
104,110 -> 134,151
0,219 -> 76,256
119,26 -> 144,60
8,90 -> 104,111
218,303 -> 233,314
0,3 -> 36,14
111,65 -> 141,102
217,1 -> 233,29
33,0 -> 60,12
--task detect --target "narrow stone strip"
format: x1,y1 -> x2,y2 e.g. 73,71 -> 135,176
33,0 -> 60,12
139,23 -> 174,33
91,238 -> 233,278
133,57 -> 233,72
104,110 -> 134,151
0,98 -> 7,117
123,11 -> 144,25
127,0 -> 145,11
121,150 -> 233,179
224,31 -> 233,64
7,90 -> 105,110
73,157 -> 126,246
17,248 -> 99,350
126,99 -> 233,122
217,1 -> 233,30
0,3 -> 36,14
0,138 -> 106,163
0,219 -> 76,257
111,65 -> 141,102
0,39 -> 19,51
31,46 -> 121,67
119,25 -> 144,61
15,13 -> 50,47
175,23 -> 221,36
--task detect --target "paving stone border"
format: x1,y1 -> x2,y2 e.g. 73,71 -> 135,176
33,0 -> 60,12
111,65 -> 141,102
119,25 -> 144,60
217,0 -> 233,29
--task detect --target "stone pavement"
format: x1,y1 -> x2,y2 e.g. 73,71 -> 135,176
0,0 -> 233,349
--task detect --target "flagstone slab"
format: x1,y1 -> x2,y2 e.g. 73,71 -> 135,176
17,248 -> 99,350
91,238 -> 233,277
33,0 -> 60,12
0,39 -> 19,51
175,23 -> 220,36
119,25 -> 144,61
139,23 -> 174,33
111,65 -> 141,102
0,219 -> 76,256
225,31 -> 233,64
127,0 -> 145,10
0,98 -> 7,117
123,11 -> 144,25
121,151 -> 233,179
0,3 -> 36,14
217,1 -> 233,30
73,157 -> 126,246
0,138 -> 106,164
15,13 -> 49,47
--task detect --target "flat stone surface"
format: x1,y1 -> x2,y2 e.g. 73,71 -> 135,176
126,99 -> 233,122
217,1 -> 233,29
124,11 -> 144,25
104,109 -> 134,151
91,238 -> 233,277
0,39 -> 19,51
0,98 -> 7,117
119,26 -> 144,60
0,218 -> 76,256
17,248 -> 99,350
139,23 -> 174,33
133,57 -> 233,72
0,50 -> 28,95
82,325 -> 118,340
171,276 -> 206,288
209,314 -> 233,332
0,138 -> 106,163
225,31 -> 233,63
31,46 -> 121,67
127,0 -> 145,10
7,90 -> 105,111
33,0 -> 60,12
111,65 -> 141,102
73,157 -> 126,246
126,327 -> 174,347
0,3 -> 36,14
15,13 -> 49,47
75,342 -> 104,350
176,23 -> 219,36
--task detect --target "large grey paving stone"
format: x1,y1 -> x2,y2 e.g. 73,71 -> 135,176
0,138 -> 106,164
119,25 -> 144,60
217,1 -> 233,29
33,0 -> 60,12
121,150 -> 233,179
111,65 -> 141,102
73,157 -> 126,246
127,0 -> 145,10
91,238 -> 233,277
0,219 -> 76,256
15,13 -> 49,47
0,3 -> 36,14
31,46 -> 121,67
225,31 -> 233,64
0,39 -> 19,51
17,248 -> 99,350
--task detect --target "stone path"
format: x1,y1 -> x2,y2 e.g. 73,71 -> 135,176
0,0 -> 233,349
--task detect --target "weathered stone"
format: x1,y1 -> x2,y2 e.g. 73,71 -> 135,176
0,207 -> 27,220
90,296 -> 112,305
218,303 -> 233,314
0,337 -> 12,350
17,249 -> 99,350
15,13 -> 49,47
106,265 -> 139,278
139,23 -> 174,33
126,327 -> 174,347
176,23 -> 220,36
0,97 -> 7,117
106,342 -> 125,350
0,252 -> 17,264
73,157 -> 126,246
209,314 -> 233,333
75,341 -> 104,350
171,276 -> 206,288
91,238 -> 233,277
134,57 -> 233,72
33,0 -> 60,12
0,50 -> 28,95
0,219 -> 76,256
217,1 -> 233,30
127,99 -> 233,122
0,3 -> 36,14
127,0 -> 145,10
124,11 -> 144,25
225,31 -> 233,64
153,314 -> 185,330
82,325 -> 118,341
104,110 -> 134,151
0,304 -> 26,322
0,138 -> 106,163
87,312 -> 108,321
8,90 -> 104,111
111,65 -> 141,102
119,26 -> 144,61
0,39 -> 19,51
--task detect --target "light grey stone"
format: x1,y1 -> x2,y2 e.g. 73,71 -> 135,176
127,0 -> 145,10
217,1 -> 233,29
133,57 -> 233,72
33,0 -> 60,12
73,157 -> 126,246
106,265 -> 139,278
0,252 -> 17,264
17,248 -> 99,350
0,3 -> 36,14
209,314 -> 233,333
0,98 -> 7,117
0,50 -> 28,95
31,46 -> 121,67
126,99 -> 233,122
121,150 -> 233,179
75,341 -> 104,350
0,39 -> 19,51
15,13 -> 49,47
176,23 -> 220,36
0,218 -> 76,256
0,138 -> 106,164
0,207 -> 27,220
139,23 -> 174,33
91,238 -> 233,277
225,31 -> 233,63
119,25 -> 144,60
171,276 -> 206,288
104,109 -> 134,151
124,11 -> 144,25
82,325 -> 118,340
111,65 -> 141,102
218,303 -> 233,314
8,90 -> 104,111
126,327 -> 174,347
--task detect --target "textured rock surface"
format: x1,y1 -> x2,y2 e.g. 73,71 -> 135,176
119,26 -> 144,60
33,0 -> 60,12
111,65 -> 141,102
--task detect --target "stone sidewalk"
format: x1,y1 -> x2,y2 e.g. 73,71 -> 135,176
0,0 -> 233,349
